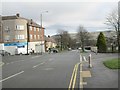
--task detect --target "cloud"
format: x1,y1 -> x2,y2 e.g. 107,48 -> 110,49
2,2 -> 118,35
1,0 -> 119,2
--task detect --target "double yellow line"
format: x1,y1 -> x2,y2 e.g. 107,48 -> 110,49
68,63 -> 79,90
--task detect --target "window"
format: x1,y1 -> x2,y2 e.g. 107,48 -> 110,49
5,26 -> 10,32
30,34 -> 32,39
39,28 -> 41,31
5,26 -> 9,31
19,35 -> 25,39
29,26 -> 32,31
16,25 -> 24,30
15,35 -> 25,40
37,28 -> 40,31
34,35 -> 36,39
38,35 -> 40,39
34,27 -> 36,31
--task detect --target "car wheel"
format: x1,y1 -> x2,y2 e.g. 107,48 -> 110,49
20,53 -> 22,55
8,53 -> 11,56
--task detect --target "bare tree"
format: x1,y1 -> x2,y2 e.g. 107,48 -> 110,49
106,9 -> 118,31
77,25 -> 90,51
56,30 -> 72,50
105,8 -> 120,52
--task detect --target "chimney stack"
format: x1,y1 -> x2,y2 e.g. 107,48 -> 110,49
30,19 -> 33,24
16,13 -> 20,17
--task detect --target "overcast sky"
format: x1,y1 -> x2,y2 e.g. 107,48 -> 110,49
1,1 -> 118,36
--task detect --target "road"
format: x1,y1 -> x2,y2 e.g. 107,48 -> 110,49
1,50 -> 80,88
0,50 -> 119,89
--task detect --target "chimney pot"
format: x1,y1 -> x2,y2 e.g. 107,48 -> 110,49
16,13 -> 20,17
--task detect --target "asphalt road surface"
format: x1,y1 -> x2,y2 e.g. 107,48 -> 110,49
1,50 -> 118,89
1,50 -> 80,88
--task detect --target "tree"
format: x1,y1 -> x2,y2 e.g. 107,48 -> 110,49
56,30 -> 72,50
105,8 -> 120,52
77,25 -> 90,52
96,32 -> 107,53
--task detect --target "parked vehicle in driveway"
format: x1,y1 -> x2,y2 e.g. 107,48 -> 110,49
0,50 -> 11,56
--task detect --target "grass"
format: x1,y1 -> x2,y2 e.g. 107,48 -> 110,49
103,58 -> 120,69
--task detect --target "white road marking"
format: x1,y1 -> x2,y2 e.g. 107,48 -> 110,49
21,60 -> 25,61
0,62 -> 4,67
5,55 -> 41,66
0,71 -> 24,82
10,62 -> 14,64
5,60 -> 25,65
41,62 -> 45,65
49,58 -> 53,61
43,68 -> 54,71
32,62 -> 45,68
6,63 -> 9,65
31,56 -> 40,59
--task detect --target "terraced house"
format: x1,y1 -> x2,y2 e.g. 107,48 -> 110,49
0,13 -> 45,55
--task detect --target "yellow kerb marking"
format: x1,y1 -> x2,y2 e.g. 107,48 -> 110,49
68,63 -> 79,90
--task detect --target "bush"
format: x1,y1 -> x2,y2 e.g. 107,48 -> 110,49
96,32 -> 107,53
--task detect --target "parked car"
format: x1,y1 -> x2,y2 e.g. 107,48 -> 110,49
51,48 -> 58,53
68,48 -> 72,51
0,50 -> 11,56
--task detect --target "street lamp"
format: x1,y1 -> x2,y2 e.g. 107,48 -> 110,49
0,15 -> 3,43
40,11 -> 48,55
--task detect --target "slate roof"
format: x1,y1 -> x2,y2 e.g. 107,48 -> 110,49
2,14 -> 44,28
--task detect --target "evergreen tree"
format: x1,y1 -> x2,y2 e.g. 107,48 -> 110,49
96,32 -> 107,53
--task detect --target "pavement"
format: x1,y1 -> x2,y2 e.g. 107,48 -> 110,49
81,52 -> 118,88
0,51 -> 119,89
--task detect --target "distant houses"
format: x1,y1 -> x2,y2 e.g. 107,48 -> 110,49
45,35 -> 57,52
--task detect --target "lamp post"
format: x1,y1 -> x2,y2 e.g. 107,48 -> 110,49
26,23 -> 30,55
40,11 -> 48,55
0,16 -> 3,43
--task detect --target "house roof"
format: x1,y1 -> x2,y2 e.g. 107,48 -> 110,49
2,14 -> 45,28
45,36 -> 56,43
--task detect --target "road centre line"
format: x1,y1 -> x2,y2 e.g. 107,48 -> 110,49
4,55 -> 41,66
5,60 -> 25,65
49,58 -> 53,61
31,56 -> 40,59
32,62 -> 45,68
0,71 -> 24,82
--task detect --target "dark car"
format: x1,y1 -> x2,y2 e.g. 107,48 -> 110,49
0,50 -> 11,56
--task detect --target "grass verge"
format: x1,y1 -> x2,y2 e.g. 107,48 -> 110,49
103,58 -> 120,69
